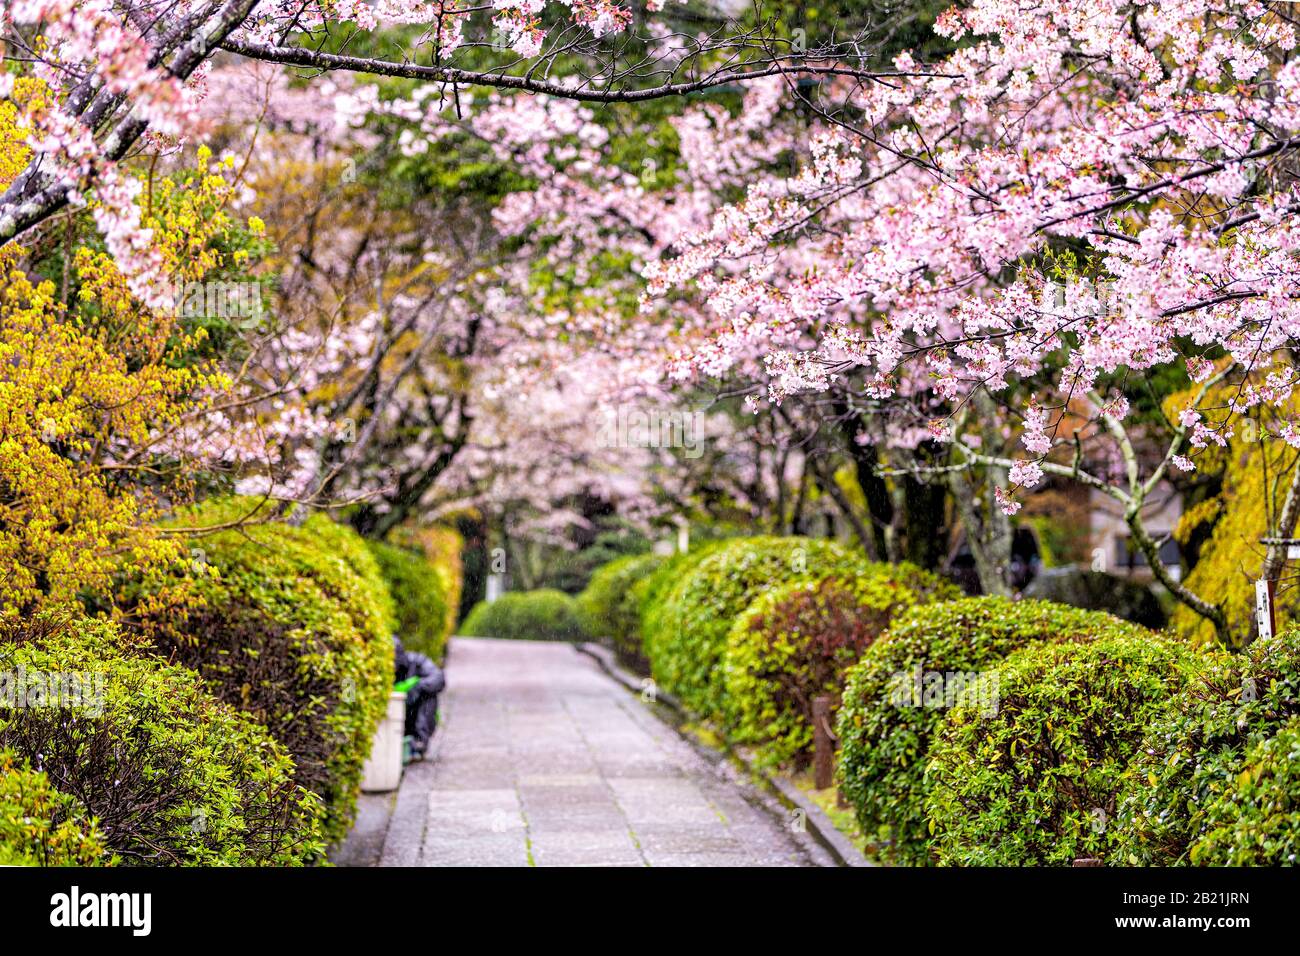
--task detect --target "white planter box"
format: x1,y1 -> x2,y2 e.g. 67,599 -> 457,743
361,691 -> 407,792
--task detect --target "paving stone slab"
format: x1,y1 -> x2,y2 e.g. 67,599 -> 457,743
529,830 -> 643,867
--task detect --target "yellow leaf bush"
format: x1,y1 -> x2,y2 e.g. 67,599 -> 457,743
0,104 -> 252,615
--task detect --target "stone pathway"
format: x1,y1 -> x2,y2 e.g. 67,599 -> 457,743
344,636 -> 831,867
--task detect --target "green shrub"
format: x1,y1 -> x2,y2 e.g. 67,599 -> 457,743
1110,625 -> 1299,865
299,512 -> 397,632
1189,717 -> 1300,865
577,553 -> 665,670
925,633 -> 1205,866
461,589 -> 591,642
724,567 -> 959,769
366,539 -> 449,661
644,536 -> 873,719
836,597 -> 1153,864
131,499 -> 393,846
391,525 -> 464,636
0,615 -> 323,865
0,748 -> 106,866
636,542 -> 725,645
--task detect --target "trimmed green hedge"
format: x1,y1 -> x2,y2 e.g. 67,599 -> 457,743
367,539 -> 449,661
391,525 -> 464,639
577,553 -> 664,670
132,499 -> 394,846
0,615 -> 323,865
1189,717 -> 1300,865
1111,625 -> 1298,865
723,566 -> 959,769
637,542 -> 725,652
461,589 -> 591,642
836,597 -> 1152,864
643,536 -> 874,719
0,748 -> 106,866
925,633 -> 1204,866
304,515 -> 398,633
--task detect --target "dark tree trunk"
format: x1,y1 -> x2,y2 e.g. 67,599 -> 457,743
835,403 -> 950,568
838,424 -> 893,559
455,512 -> 488,626
903,471 -> 950,569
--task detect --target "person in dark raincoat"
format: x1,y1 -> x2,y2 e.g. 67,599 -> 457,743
393,637 -> 445,758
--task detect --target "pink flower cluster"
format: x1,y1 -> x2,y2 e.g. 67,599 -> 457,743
2,0 -> 649,291
634,0 -> 1300,507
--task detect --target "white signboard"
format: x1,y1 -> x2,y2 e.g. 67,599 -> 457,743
1255,579 -> 1275,642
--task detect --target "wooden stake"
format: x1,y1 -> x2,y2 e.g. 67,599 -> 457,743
813,695 -> 834,790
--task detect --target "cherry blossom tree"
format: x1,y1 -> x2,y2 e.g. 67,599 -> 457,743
14,0 -> 1300,646
421,70 -> 969,564
637,0 -> 1300,643
182,60 -> 675,545
0,0 -> 918,281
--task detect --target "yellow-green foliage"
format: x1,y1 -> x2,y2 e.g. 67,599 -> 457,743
0,614 -> 323,865
0,84 -> 265,618
461,589 -> 590,642
1189,717 -> 1300,865
636,541 -> 727,639
1171,401 -> 1299,647
1111,625 -> 1300,865
925,633 -> 1206,866
366,539 -> 449,661
0,141 -> 254,617
836,597 -> 1154,864
643,536 -> 878,719
392,524 -> 464,639
0,749 -> 106,866
300,513 -> 397,634
578,553 -> 665,669
1170,439 -> 1289,647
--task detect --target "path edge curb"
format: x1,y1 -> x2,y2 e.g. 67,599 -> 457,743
575,641 -> 875,869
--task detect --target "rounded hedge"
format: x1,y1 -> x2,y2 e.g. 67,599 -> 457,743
1110,625 -> 1299,865
296,512 -> 397,632
836,597 -> 1153,864
723,566 -> 959,769
644,536 -> 874,719
0,615 -> 323,865
391,525 -> 464,638
636,542 -> 726,645
461,589 -> 591,642
925,633 -> 1204,866
0,748 -> 106,866
132,500 -> 394,846
1189,717 -> 1300,865
577,553 -> 665,670
366,539 -> 449,661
